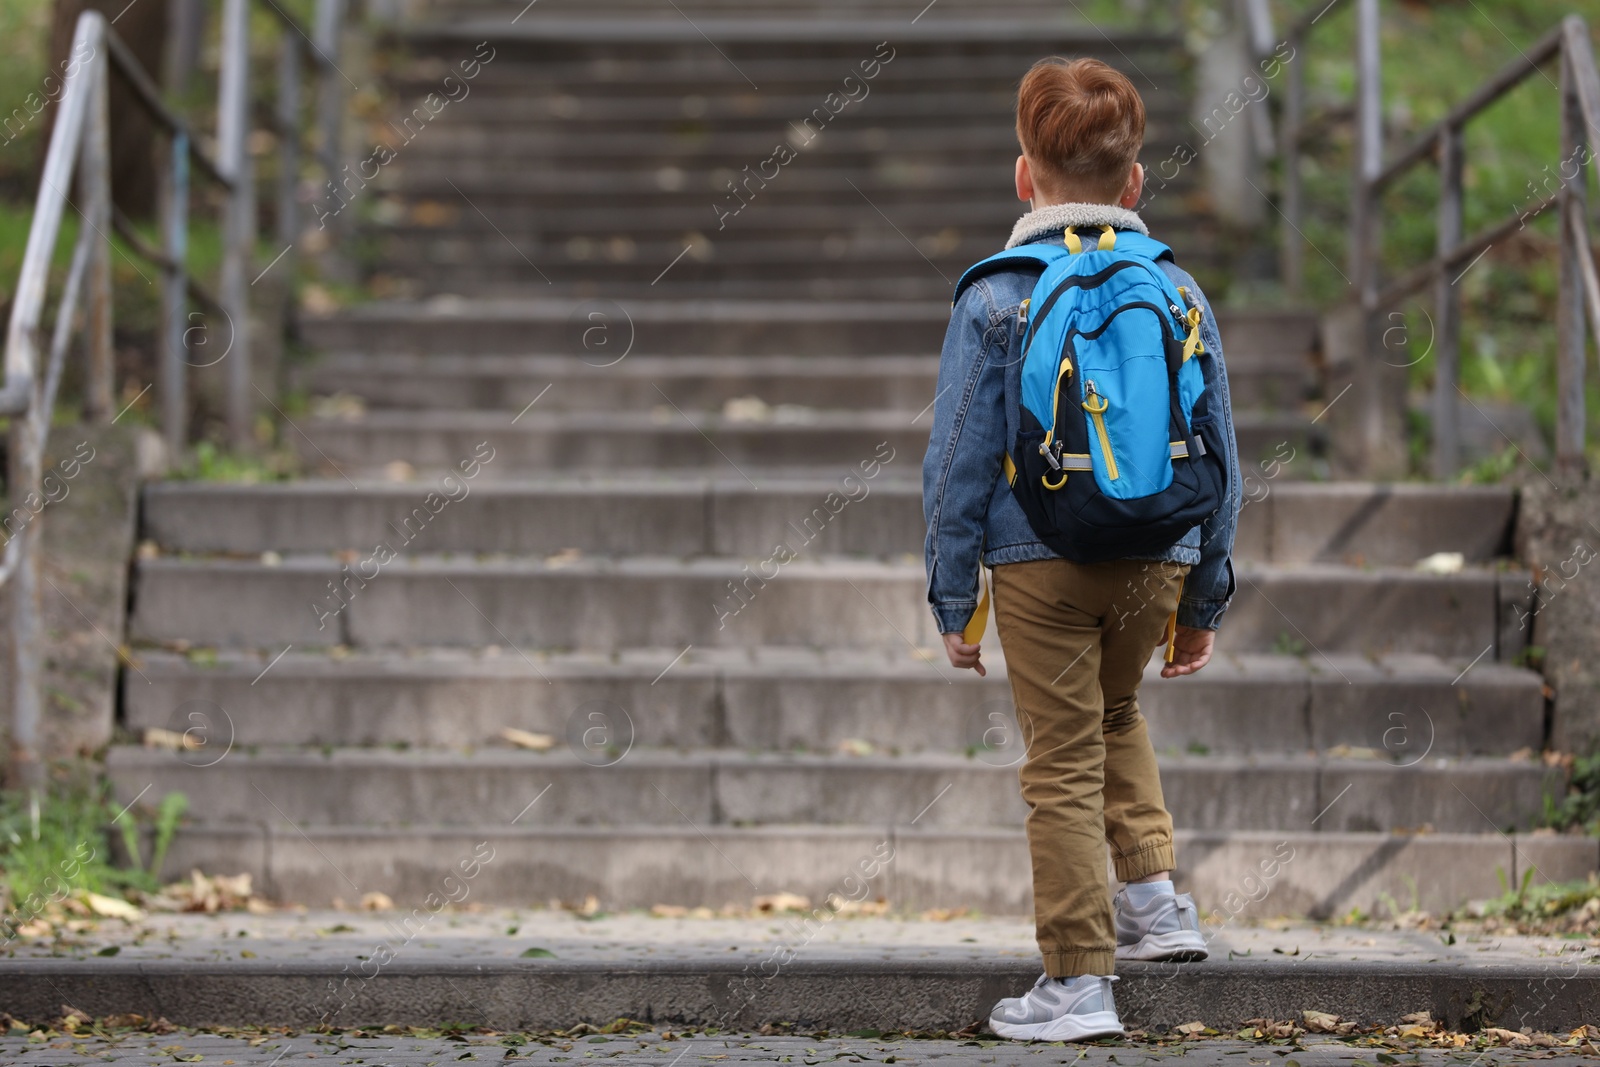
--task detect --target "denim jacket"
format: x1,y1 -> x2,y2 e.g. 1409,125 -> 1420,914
921,202 -> 1241,635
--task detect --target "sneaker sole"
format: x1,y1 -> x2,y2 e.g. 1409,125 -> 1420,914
989,1010 -> 1125,1042
1116,929 -> 1209,962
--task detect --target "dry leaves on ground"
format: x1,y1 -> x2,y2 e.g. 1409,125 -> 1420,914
143,871 -> 270,914
1302,1010 -> 1358,1035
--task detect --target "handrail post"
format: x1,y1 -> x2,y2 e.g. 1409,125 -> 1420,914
218,0 -> 254,449
4,10 -> 104,793
160,132 -> 190,458
1433,124 -> 1464,479
1556,35 -> 1591,475
79,46 -> 113,421
276,38 -> 303,268
1350,0 -> 1382,299
1283,25 -> 1305,298
314,0 -> 350,280
1350,0 -> 1389,473
1242,0 -> 1277,162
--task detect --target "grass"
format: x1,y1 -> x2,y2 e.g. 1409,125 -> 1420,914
1466,867 -> 1600,931
1543,749 -> 1600,835
169,438 -> 301,483
0,776 -> 190,929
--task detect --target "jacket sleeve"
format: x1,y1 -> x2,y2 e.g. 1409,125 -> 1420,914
922,281 -> 1008,636
1176,278 -> 1240,631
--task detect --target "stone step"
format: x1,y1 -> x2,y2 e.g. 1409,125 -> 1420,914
381,123 -> 1161,165
295,351 -> 1308,414
285,408 -> 1319,477
411,0 -> 1111,18
381,109 -> 1199,155
299,298 -> 947,355
299,308 -> 1316,366
366,200 -> 1124,234
401,89 -> 1194,128
11,956 -> 1600,1036
370,221 -> 1218,262
369,240 -> 1231,292
408,0 -> 1119,19
144,822 -> 1596,918
105,746 -> 1560,834
379,177 -> 1207,216
299,299 -> 1315,360
141,480 -> 1513,565
387,46 -> 1185,99
127,556 -> 1530,659
124,648 -> 1545,757
297,354 -> 941,412
380,161 -> 1045,198
368,251 -> 1232,304
405,19 -> 1178,47
358,276 -> 997,304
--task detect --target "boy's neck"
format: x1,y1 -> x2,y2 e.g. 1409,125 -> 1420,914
1030,197 -> 1119,210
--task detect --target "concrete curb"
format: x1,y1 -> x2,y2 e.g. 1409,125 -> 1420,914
4,959 -> 1595,1032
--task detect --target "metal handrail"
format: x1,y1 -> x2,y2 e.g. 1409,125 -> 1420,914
1249,2 -> 1599,478
2,1 -> 348,791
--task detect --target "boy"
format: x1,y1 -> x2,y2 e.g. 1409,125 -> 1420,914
921,57 -> 1241,1042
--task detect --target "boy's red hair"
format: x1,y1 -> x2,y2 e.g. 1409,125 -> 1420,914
1016,57 -> 1145,201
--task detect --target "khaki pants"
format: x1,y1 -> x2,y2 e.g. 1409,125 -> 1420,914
992,557 -> 1190,978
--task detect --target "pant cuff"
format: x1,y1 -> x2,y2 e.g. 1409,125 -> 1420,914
1112,839 -> 1175,883
1041,947 -> 1117,979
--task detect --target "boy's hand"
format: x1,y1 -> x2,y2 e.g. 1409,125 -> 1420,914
942,632 -> 986,676
1159,625 -> 1214,678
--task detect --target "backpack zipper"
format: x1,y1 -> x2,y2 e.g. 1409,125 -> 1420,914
1081,380 -> 1119,480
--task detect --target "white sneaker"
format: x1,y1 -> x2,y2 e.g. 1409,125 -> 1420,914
1114,887 -> 1208,962
988,973 -> 1124,1042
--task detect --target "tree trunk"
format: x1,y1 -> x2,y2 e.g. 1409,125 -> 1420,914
44,0 -> 169,219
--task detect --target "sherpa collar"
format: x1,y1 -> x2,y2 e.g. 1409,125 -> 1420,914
1005,202 -> 1149,249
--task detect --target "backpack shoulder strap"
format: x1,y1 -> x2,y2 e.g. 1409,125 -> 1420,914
1106,231 -> 1175,263
953,231 -> 1177,306
951,245 -> 1073,307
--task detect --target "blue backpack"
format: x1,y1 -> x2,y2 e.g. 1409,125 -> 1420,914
954,224 -> 1228,563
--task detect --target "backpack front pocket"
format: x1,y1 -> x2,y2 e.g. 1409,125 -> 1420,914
1073,348 -> 1173,499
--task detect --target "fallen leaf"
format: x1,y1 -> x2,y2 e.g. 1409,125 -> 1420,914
1484,1028 -> 1531,1046
82,893 -> 143,921
753,892 -> 810,914
142,728 -> 191,751
1301,1010 -> 1355,1035
722,396 -> 771,422
1415,551 -> 1464,574
500,728 -> 555,752
360,892 -> 394,911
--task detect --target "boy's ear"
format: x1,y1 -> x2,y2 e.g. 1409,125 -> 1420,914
1015,155 -> 1034,204
1118,163 -> 1145,209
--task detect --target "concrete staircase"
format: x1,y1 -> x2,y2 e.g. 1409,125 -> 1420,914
114,0 -> 1595,920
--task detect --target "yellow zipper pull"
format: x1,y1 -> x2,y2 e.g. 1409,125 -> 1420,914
1082,381 -> 1119,480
